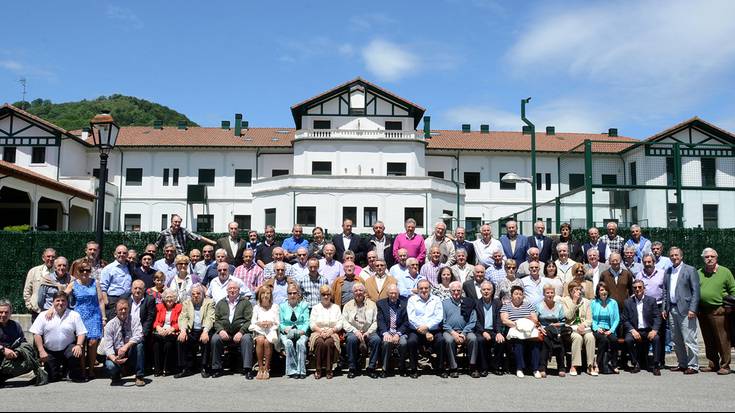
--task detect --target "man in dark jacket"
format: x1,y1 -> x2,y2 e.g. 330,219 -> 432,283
376,284 -> 409,378
474,281 -> 505,376
369,221 -> 395,269
211,281 -> 254,379
129,280 -> 156,379
622,280 -> 662,375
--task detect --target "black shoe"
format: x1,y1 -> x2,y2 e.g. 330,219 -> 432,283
201,370 -> 210,379
245,370 -> 256,380
471,370 -> 481,379
110,379 -> 123,387
347,370 -> 356,379
366,368 -> 378,379
631,366 -> 641,374
493,369 -> 504,376
480,370 -> 488,377
174,370 -> 191,379
450,370 -> 460,378
154,371 -> 163,377
298,374 -> 306,379
440,371 -> 449,379
399,369 -> 408,377
410,371 -> 419,379
211,370 -> 224,378
380,371 -> 388,378
653,368 -> 661,376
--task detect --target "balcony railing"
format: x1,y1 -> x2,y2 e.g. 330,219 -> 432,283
295,129 -> 418,140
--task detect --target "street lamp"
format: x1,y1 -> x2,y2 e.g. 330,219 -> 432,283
521,98 -> 537,223
500,173 -> 533,185
90,111 -> 120,254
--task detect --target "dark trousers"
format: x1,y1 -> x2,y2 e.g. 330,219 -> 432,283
313,336 -> 337,373
381,335 -> 408,372
211,332 -> 253,371
104,345 -> 139,379
625,328 -> 662,369
656,303 -> 668,366
406,330 -> 444,372
345,332 -> 381,370
45,344 -> 82,382
540,336 -> 566,372
510,339 -> 541,372
177,329 -> 212,371
153,334 -> 178,373
594,331 -> 618,373
699,307 -> 732,370
477,331 -> 506,372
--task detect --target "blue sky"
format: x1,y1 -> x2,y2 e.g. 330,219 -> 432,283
2,0 -> 735,139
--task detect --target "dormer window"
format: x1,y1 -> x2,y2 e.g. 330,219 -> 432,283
349,86 -> 365,116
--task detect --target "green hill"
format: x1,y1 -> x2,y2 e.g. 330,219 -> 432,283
12,95 -> 198,131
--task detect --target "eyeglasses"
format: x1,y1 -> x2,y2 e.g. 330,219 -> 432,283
320,293 -> 331,297
634,286 -> 645,290
287,292 -> 299,295
79,268 -> 92,273
176,263 -> 187,266
505,266 -> 516,270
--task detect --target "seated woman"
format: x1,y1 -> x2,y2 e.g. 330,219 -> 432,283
495,259 -> 523,304
590,281 -> 620,374
561,281 -> 597,376
153,289 -> 182,376
431,267 -> 456,301
309,285 -> 343,379
279,283 -> 310,379
501,285 -> 542,379
250,287 -> 280,380
147,271 -> 167,305
563,263 -> 595,300
536,284 -> 567,378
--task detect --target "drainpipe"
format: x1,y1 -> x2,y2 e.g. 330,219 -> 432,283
255,148 -> 260,181
66,195 -> 77,231
521,98 -> 537,224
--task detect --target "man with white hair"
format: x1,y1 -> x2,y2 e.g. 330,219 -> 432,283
342,282 -> 381,379
622,245 -> 644,275
517,247 -> 545,279
202,248 -> 236,287
211,281 -> 254,379
625,225 -> 652,263
425,221 -> 456,266
318,244 -> 344,285
377,284 -> 409,378
393,218 -> 427,265
450,248 -> 474,282
263,247 -> 294,281
390,248 -> 410,279
604,221 -> 626,255
663,246 -> 700,374
554,243 -> 577,284
453,227 -> 476,267
441,281 -> 478,378
474,224 -> 503,267
207,262 -> 250,304
500,220 -> 528,264
398,258 -> 424,298
697,248 -> 735,375
584,248 -> 610,292
527,221 -> 552,263
484,248 -> 507,286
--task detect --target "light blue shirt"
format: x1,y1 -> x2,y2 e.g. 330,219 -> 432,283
100,261 -> 132,297
389,263 -> 409,280
318,258 -> 344,285
154,258 -> 178,285
483,302 -> 495,330
485,263 -> 506,285
655,256 -> 673,272
282,237 -> 309,253
442,298 -> 476,334
407,294 -> 443,331
272,278 -> 289,306
522,276 -> 548,306
397,272 -> 426,298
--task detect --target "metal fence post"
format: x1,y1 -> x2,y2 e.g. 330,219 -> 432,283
673,143 -> 684,228
584,140 -> 594,227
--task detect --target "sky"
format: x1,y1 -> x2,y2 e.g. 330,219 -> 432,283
2,0 -> 735,139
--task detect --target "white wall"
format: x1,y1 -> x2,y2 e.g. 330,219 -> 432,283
293,140 -> 426,176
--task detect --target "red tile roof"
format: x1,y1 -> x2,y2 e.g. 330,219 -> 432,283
0,160 -> 95,201
426,130 -> 637,153
73,126 -> 296,148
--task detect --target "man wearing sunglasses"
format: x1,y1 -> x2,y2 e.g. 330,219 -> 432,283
622,280 -> 662,375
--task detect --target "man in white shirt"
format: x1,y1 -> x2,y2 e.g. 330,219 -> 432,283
424,221 -> 456,266
291,247 -> 310,279
208,262 -> 250,304
406,279 -> 445,378
473,224 -> 503,267
390,248 -> 410,279
450,248 -> 474,282
29,291 -> 87,383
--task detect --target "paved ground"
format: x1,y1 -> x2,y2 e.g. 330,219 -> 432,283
2,369 -> 733,411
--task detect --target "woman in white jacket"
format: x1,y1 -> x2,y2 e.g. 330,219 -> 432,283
250,287 -> 280,380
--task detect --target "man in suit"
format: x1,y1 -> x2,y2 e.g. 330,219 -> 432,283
216,222 -> 247,267
586,249 -> 612,292
463,265 -> 486,301
474,281 -> 505,376
368,221 -> 395,269
663,246 -> 700,374
499,220 -> 528,264
552,223 -> 584,263
582,227 -> 611,264
211,281 -> 254,379
128,279 -> 156,379
377,284 -> 410,378
527,221 -> 552,263
332,219 -> 366,265
622,280 -> 662,375
365,260 -> 398,303
453,227 -> 476,267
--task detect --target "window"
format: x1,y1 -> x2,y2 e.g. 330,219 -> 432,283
272,169 -> 289,177
104,212 -> 112,231
163,168 -> 170,186
535,173 -> 552,191
546,173 -> 552,191
265,208 -> 276,228
161,214 -> 168,231
31,147 -> 46,164
701,158 -> 716,188
443,210 -> 454,231
667,203 -> 678,228
196,215 -> 214,232
499,173 -> 516,190
343,207 -> 357,224
465,217 -> 482,238
3,147 -> 16,163
311,162 -> 332,175
569,174 -> 585,191
313,120 -> 331,130
703,204 -> 718,229
172,168 -> 179,186
428,171 -> 444,179
387,163 -> 406,177
126,168 -> 143,186
364,207 -> 378,227
385,121 -> 402,130
124,214 -> 141,232
464,172 -> 481,189
235,169 -> 253,186
666,157 -> 674,187
234,215 -> 251,230
297,207 -> 317,226
404,207 -> 424,228
630,162 -> 637,186
602,174 -> 618,186
546,218 -> 553,234
198,169 -> 215,186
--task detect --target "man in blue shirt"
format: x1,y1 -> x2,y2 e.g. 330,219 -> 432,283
100,245 -> 132,320
474,281 -> 505,376
282,225 -> 310,264
441,281 -> 478,378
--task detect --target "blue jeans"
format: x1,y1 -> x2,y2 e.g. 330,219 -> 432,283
346,332 -> 382,370
280,332 -> 307,376
511,339 -> 540,372
105,344 -> 140,379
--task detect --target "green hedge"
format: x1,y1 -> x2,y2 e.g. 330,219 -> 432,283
2,228 -> 733,314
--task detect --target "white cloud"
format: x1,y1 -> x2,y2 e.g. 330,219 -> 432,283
348,14 -> 397,31
106,5 -> 144,30
362,39 -> 420,82
0,58 -> 56,80
0,60 -> 23,72
277,37 -> 354,64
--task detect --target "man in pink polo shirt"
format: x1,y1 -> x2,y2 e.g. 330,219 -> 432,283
393,218 -> 427,266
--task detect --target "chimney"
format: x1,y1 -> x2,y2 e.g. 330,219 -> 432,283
177,121 -> 187,130
243,120 -> 249,130
423,116 -> 431,139
480,124 -> 490,134
221,120 -> 230,130
608,128 -> 618,137
546,126 -> 555,136
153,120 -> 163,129
235,113 -> 243,137
81,127 -> 90,141
462,124 -> 471,133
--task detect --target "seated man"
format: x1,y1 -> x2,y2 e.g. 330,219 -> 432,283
474,281 -> 505,376
406,279 -> 444,378
177,284 -> 215,378
342,283 -> 381,379
29,291 -> 87,383
0,299 -> 47,386
103,300 -> 144,386
211,281 -> 255,379
622,280 -> 662,375
377,284 -> 409,378
441,281 -> 478,378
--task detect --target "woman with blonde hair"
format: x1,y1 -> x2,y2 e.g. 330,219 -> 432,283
309,285 -> 343,379
563,263 -> 595,300
561,281 -> 596,376
250,286 -> 280,380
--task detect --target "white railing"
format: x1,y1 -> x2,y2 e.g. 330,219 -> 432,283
295,129 -> 418,140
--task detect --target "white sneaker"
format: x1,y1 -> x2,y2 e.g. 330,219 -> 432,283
533,371 -> 542,379
516,370 -> 525,378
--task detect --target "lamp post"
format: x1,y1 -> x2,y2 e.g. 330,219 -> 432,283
520,98 -> 537,224
90,112 -> 120,254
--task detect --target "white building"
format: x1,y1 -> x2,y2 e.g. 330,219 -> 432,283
1,78 -> 734,235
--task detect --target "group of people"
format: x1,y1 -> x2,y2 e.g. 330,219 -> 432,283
2,216 -> 734,387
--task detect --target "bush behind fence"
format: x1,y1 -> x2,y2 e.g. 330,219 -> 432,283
2,228 -> 733,314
